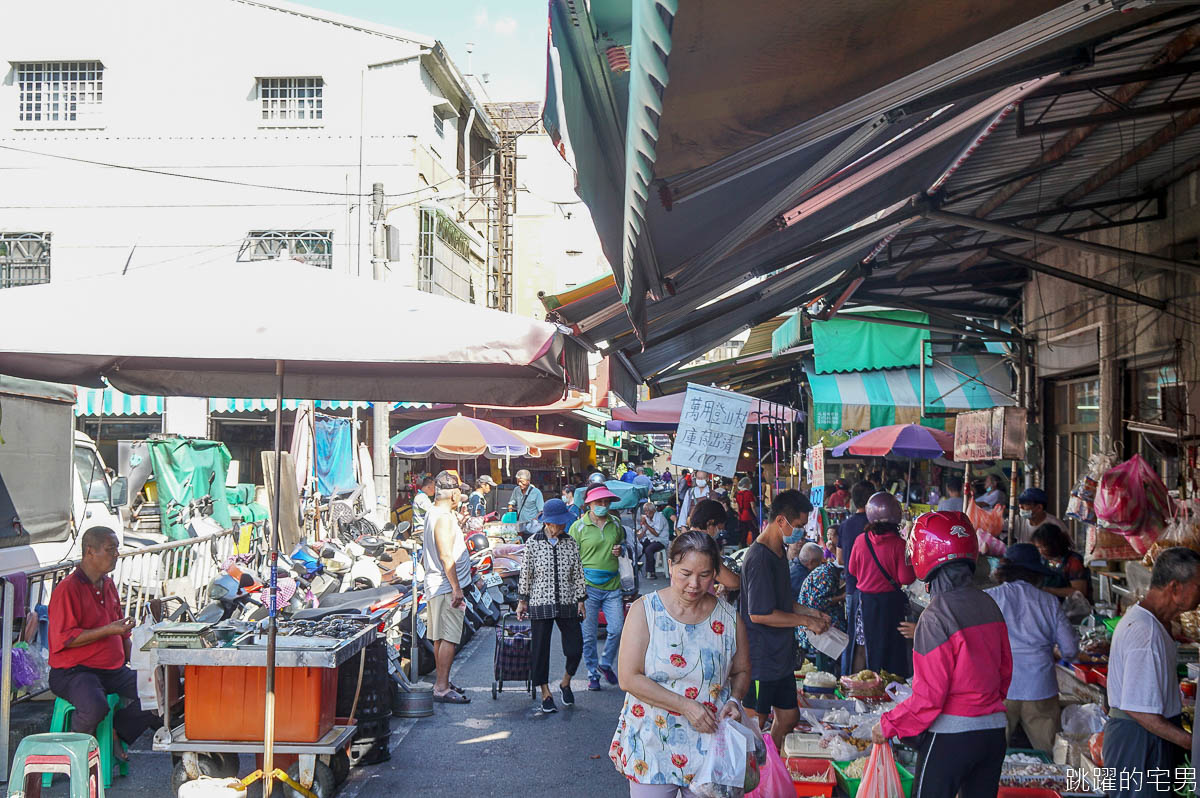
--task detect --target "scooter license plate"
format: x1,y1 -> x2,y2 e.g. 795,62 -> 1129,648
482,573 -> 503,588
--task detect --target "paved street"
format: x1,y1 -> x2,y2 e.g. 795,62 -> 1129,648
55,623 -> 631,797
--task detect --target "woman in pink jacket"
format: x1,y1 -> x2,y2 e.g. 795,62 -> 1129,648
871,511 -> 1012,798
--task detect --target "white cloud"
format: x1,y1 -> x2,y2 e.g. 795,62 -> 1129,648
473,8 -> 488,28
493,16 -> 518,35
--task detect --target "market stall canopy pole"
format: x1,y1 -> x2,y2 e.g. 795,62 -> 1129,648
0,259 -> 582,405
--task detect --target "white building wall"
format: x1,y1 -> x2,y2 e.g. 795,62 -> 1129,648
0,0 -> 478,285
512,129 -> 610,319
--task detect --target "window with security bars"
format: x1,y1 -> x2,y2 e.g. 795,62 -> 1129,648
417,208 -> 477,303
258,77 -> 323,125
239,231 -> 333,269
0,233 -> 51,288
17,62 -> 104,126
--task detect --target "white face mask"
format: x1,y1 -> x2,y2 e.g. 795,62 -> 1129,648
1019,509 -> 1033,519
695,479 -> 708,488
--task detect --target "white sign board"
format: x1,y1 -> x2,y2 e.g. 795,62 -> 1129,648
669,384 -> 752,478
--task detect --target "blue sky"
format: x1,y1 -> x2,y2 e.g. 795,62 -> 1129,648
299,0 -> 548,102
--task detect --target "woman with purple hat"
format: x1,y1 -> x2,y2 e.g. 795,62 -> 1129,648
570,483 -> 626,691
517,498 -> 587,714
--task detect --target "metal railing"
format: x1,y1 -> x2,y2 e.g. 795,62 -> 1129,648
1,529 -> 253,782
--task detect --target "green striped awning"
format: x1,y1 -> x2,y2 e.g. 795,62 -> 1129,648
76,387 -> 430,417
805,354 -> 1014,431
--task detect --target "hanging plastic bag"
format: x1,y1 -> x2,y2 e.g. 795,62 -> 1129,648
10,643 -> 47,693
1062,591 -> 1093,624
129,617 -> 161,712
618,555 -> 636,591
1095,455 -> 1170,553
693,719 -> 756,798
859,743 -> 905,798
966,496 -> 1004,538
1062,703 -> 1107,736
747,733 -> 793,798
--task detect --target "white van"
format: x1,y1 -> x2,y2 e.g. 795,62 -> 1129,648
0,377 -> 126,577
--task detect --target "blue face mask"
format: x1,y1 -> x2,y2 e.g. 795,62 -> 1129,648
593,505 -> 609,517
783,529 -> 805,545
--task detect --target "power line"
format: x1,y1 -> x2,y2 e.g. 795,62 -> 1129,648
0,143 -> 500,199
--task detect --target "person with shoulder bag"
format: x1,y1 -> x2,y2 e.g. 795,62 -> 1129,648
847,492 -> 917,678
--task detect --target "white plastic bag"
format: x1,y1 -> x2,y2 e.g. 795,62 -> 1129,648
806,626 -> 850,659
825,735 -> 867,762
129,618 -> 160,712
693,718 -> 755,797
618,555 -> 636,591
1062,703 -> 1108,736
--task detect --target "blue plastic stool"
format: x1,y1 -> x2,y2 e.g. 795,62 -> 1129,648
8,732 -> 105,798
44,694 -> 128,788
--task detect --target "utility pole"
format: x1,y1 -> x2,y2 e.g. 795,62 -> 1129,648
370,182 -> 391,521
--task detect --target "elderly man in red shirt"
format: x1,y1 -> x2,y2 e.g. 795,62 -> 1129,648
47,528 -> 158,747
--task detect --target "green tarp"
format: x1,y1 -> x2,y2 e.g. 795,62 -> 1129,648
811,310 -> 932,374
147,439 -> 233,540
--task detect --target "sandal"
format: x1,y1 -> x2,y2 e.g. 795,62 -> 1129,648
433,689 -> 471,704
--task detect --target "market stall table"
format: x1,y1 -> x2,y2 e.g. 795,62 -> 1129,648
152,623 -> 378,796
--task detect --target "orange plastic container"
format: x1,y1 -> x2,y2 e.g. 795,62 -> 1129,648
184,665 -> 336,743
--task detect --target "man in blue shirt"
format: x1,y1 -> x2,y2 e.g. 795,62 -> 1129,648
508,469 -> 545,529
467,475 -> 495,517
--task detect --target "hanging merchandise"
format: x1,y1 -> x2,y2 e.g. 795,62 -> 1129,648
313,414 -> 356,496
1142,502 -> 1200,566
1094,454 -> 1171,555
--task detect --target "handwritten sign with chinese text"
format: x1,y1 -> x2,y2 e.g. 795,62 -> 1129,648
669,384 -> 753,478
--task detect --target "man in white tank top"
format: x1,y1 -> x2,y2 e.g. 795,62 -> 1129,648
423,471 -> 474,703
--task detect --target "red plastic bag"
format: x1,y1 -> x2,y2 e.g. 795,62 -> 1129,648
860,743 -> 904,798
746,734 -> 792,798
1095,454 -> 1170,553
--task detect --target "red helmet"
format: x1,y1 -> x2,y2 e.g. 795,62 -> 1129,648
907,511 -> 977,581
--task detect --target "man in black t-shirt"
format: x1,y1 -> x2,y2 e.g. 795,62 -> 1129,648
739,490 -> 831,753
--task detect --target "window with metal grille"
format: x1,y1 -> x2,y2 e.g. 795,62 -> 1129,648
0,233 -> 51,288
417,208 -> 477,302
239,231 -> 333,269
258,77 -> 323,125
433,110 -> 445,138
16,62 -> 103,126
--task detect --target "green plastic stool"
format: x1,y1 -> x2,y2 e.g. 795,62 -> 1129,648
44,694 -> 128,788
8,732 -> 105,798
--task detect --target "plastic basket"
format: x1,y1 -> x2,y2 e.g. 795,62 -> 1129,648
833,760 -> 914,798
785,758 -> 836,798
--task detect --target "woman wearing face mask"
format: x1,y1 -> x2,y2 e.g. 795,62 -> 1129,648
847,492 -> 917,678
610,531 -> 751,797
570,485 -> 627,691
687,498 -> 740,592
517,499 -> 588,714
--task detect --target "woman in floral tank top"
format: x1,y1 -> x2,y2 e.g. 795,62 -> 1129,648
610,531 -> 751,796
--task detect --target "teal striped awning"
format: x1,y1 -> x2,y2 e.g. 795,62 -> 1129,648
75,387 -> 430,417
75,387 -> 164,416
771,310 -> 805,356
805,354 -> 1014,431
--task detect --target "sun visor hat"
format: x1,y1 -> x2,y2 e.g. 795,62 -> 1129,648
585,485 -> 619,504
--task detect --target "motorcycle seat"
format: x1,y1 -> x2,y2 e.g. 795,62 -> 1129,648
317,584 -> 409,608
